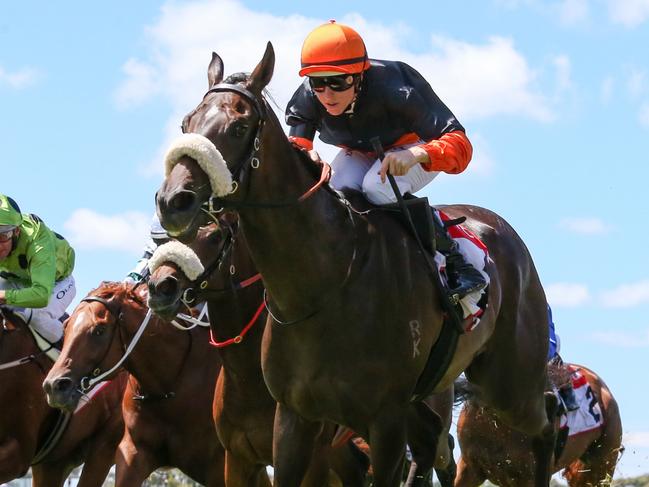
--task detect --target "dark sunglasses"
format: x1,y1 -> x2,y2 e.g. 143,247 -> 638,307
309,75 -> 357,93
0,230 -> 14,242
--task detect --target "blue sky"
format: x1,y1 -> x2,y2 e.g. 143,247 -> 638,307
2,0 -> 648,479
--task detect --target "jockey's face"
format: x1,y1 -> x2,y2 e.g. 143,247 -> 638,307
313,84 -> 356,116
0,228 -> 18,260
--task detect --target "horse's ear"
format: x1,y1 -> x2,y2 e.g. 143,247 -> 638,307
208,52 -> 224,88
249,42 -> 274,93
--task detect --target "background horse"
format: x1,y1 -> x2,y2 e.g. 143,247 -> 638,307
155,44 -> 555,487
455,364 -> 623,486
0,306 -> 124,487
147,219 -> 371,486
42,282 -> 226,486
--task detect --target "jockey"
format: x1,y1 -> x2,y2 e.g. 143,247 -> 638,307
547,305 -> 579,412
286,20 -> 487,301
124,214 -> 170,284
0,194 -> 75,347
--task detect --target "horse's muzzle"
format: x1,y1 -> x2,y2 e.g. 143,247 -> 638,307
43,375 -> 81,411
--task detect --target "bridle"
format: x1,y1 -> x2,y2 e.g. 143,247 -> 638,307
179,79 -> 361,327
77,295 -> 134,393
184,81 -> 331,213
158,217 -> 265,347
0,308 -> 51,371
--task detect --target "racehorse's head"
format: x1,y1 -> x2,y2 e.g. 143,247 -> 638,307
156,43 -> 275,242
147,220 -> 231,320
42,283 -> 146,411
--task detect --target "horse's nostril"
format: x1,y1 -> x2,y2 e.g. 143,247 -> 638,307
53,377 -> 74,394
157,278 -> 179,298
170,191 -> 196,212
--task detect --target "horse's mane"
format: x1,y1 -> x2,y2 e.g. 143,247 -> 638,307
88,281 -> 147,307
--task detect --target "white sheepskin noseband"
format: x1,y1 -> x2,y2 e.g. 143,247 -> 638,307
164,133 -> 233,197
148,241 -> 205,281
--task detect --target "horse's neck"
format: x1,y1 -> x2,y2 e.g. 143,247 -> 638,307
122,306 -> 190,393
240,118 -> 361,313
207,249 -> 265,379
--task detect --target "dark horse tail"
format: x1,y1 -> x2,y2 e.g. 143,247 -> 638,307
453,375 -> 479,406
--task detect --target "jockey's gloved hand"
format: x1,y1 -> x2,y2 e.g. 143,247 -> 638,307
378,147 -> 427,182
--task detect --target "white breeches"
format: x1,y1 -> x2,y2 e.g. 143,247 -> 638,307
329,143 -> 440,204
0,275 -> 76,343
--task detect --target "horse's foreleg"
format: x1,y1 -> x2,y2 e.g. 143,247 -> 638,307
224,450 -> 268,487
272,403 -> 322,487
405,390 -> 455,487
114,437 -> 158,487
31,463 -> 71,487
328,440 -> 369,487
530,392 -> 559,487
0,437 -> 29,482
76,418 -> 123,487
367,410 -> 408,487
433,435 -> 457,487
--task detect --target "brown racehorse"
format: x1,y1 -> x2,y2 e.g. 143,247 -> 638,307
154,44 -> 556,487
147,219 -> 372,486
42,282 -> 226,486
147,217 -> 457,486
455,364 -> 623,486
0,306 -> 125,487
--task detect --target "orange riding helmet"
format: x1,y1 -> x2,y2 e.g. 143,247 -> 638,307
299,20 -> 371,77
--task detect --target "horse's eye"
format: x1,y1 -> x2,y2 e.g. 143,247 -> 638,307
233,123 -> 249,138
91,326 -> 105,337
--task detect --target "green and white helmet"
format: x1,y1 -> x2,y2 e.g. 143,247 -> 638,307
0,194 -> 23,233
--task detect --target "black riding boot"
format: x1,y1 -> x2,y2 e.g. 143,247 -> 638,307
559,384 -> 579,412
434,219 -> 488,303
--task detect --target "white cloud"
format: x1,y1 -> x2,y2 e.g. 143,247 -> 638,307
625,430 -> 649,447
607,0 -> 649,27
591,329 -> 649,348
557,0 -> 590,25
114,58 -> 160,109
600,280 -> 649,308
553,55 -> 573,91
627,68 -> 647,98
639,102 -> 649,128
404,35 -> 554,122
116,0 -> 562,175
545,282 -> 590,307
0,65 -> 38,89
63,209 -> 150,254
559,217 -> 610,235
465,133 -> 496,176
600,76 -> 614,104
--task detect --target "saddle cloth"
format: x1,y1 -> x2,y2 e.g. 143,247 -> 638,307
559,368 -> 604,437
436,210 -> 490,330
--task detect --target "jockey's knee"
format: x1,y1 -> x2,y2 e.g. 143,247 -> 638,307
362,174 -> 400,205
30,312 -> 64,343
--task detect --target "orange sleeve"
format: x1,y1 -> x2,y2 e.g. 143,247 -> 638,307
288,136 -> 314,151
419,130 -> 473,174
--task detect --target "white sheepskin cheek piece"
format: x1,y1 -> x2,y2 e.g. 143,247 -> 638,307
148,241 -> 205,281
164,133 -> 233,197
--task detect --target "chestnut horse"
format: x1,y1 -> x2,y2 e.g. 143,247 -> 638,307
455,364 -> 623,486
155,44 -> 555,487
0,306 -> 124,487
42,282 -> 226,486
147,219 -> 373,485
